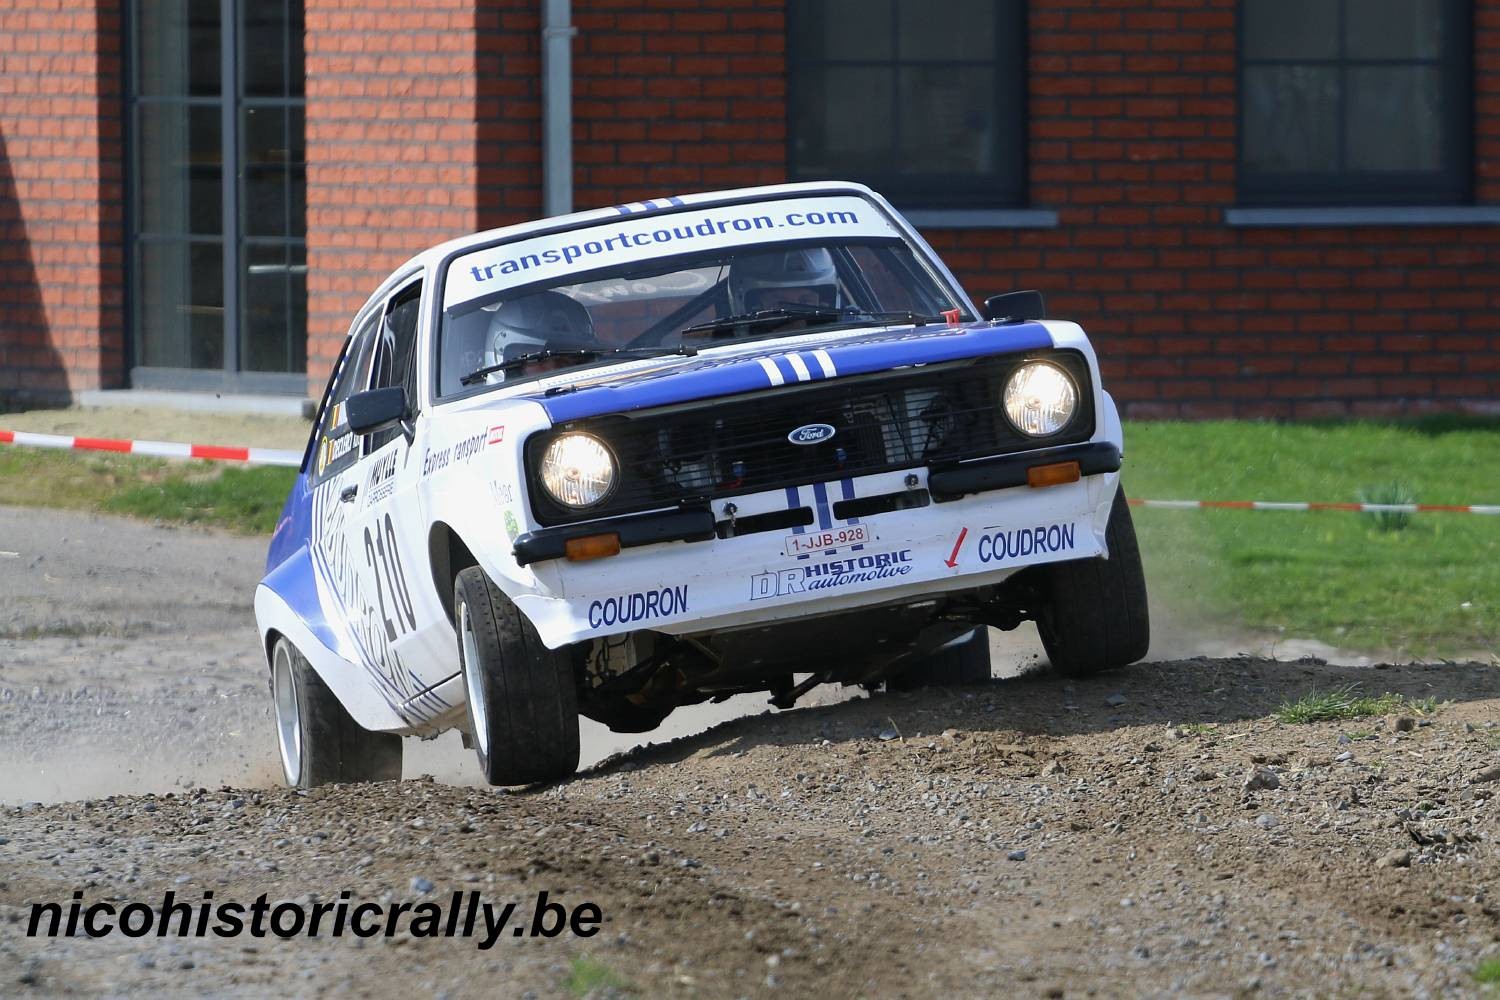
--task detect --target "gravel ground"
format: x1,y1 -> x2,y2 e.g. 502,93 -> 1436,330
1,506 -> 1498,997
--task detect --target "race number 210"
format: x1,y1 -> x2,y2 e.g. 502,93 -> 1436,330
365,512 -> 416,641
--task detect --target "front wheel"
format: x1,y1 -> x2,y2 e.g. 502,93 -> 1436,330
455,566 -> 580,785
1035,486 -> 1150,676
270,637 -> 402,788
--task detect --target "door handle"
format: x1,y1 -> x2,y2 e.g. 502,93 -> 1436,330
340,485 -> 358,503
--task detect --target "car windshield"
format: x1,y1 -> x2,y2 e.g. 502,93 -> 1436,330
436,196 -> 968,396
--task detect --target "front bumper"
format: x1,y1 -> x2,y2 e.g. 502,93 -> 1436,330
511,459 -> 1121,649
513,440 -> 1120,566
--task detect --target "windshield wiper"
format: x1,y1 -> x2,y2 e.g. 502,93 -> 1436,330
853,309 -> 951,326
679,306 -> 959,342
679,305 -> 846,340
459,346 -> 696,386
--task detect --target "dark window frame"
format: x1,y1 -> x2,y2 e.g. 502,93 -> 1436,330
307,307 -> 380,482
1236,0 -> 1473,207
364,279 -> 424,455
786,0 -> 1028,210
123,0 -> 308,392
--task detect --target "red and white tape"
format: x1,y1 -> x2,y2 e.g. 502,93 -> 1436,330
2,429 -> 1498,512
0,429 -> 302,468
1128,498 -> 1500,516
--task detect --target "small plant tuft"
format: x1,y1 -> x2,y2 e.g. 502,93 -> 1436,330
1356,481 -> 1417,532
1275,686 -> 1437,725
567,956 -> 636,997
1475,957 -> 1500,986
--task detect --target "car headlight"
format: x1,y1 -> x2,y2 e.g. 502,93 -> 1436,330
1003,361 -> 1078,436
538,432 -> 618,509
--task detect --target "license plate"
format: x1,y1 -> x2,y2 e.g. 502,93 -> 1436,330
783,524 -> 875,557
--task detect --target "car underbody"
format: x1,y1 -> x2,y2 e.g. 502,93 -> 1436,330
572,570 -> 1046,732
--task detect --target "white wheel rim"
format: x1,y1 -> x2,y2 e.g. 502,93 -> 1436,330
271,644 -> 303,786
459,600 -> 490,759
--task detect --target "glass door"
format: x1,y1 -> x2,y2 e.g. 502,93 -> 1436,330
128,0 -> 306,392
240,0 -> 306,376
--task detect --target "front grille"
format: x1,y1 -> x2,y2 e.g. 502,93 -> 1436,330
526,350 -> 1094,525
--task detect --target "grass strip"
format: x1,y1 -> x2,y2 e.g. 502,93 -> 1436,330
1274,685 -> 1438,725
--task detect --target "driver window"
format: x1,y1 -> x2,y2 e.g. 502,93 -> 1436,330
310,310 -> 379,483
366,280 -> 423,453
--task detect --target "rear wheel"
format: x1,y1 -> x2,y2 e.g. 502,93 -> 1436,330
455,566 -> 580,785
270,636 -> 402,788
887,627 -> 992,690
1035,486 -> 1150,676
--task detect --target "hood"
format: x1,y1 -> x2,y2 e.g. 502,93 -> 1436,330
523,320 -> 1055,423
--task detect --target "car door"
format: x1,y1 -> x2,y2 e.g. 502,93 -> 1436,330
306,306 -> 379,644
344,278 -> 455,713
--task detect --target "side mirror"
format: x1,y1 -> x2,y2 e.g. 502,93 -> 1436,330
346,386 -> 408,436
981,290 -> 1046,323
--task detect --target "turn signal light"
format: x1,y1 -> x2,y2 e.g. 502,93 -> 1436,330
564,533 -> 622,562
1026,460 -> 1081,488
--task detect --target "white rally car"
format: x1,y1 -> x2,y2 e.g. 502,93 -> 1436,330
255,181 -> 1149,788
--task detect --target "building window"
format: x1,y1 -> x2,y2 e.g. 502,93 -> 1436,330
1239,0 -> 1471,206
128,0 -> 306,390
788,0 -> 1026,209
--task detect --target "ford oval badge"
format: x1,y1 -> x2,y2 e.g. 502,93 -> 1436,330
787,423 -> 836,446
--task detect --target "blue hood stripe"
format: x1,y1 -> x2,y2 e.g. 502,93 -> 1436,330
536,321 -> 1054,423
773,355 -> 799,384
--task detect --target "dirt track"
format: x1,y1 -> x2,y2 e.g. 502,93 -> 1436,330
2,507 -> 1498,997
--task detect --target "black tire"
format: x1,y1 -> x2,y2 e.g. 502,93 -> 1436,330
887,628 -> 993,691
270,636 -> 403,788
1035,485 -> 1150,676
454,566 -> 580,785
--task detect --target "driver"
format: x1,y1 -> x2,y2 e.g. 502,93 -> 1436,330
726,247 -> 840,314
482,290 -> 598,378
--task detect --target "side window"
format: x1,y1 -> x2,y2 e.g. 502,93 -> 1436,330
1239,0 -> 1470,205
788,0 -> 1026,209
309,310 -> 380,483
366,280 -> 423,453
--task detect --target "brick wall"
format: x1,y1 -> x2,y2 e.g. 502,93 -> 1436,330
4,0 -> 1495,416
475,0 -> 543,226
492,0 -> 1500,419
303,0 -> 483,391
305,0 -> 789,389
919,0 -> 1500,419
0,1 -> 124,406
569,0 -> 786,209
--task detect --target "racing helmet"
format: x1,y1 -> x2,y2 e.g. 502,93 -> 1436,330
727,247 -> 840,313
484,290 -> 597,367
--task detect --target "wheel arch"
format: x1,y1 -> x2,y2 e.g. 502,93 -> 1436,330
263,628 -> 285,673
428,521 -> 480,626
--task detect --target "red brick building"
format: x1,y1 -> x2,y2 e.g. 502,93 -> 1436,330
2,0 -> 1496,417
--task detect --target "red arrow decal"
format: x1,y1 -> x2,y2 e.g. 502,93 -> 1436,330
944,527 -> 968,568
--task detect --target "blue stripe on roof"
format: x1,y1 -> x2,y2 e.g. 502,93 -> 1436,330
534,321 -> 1054,423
